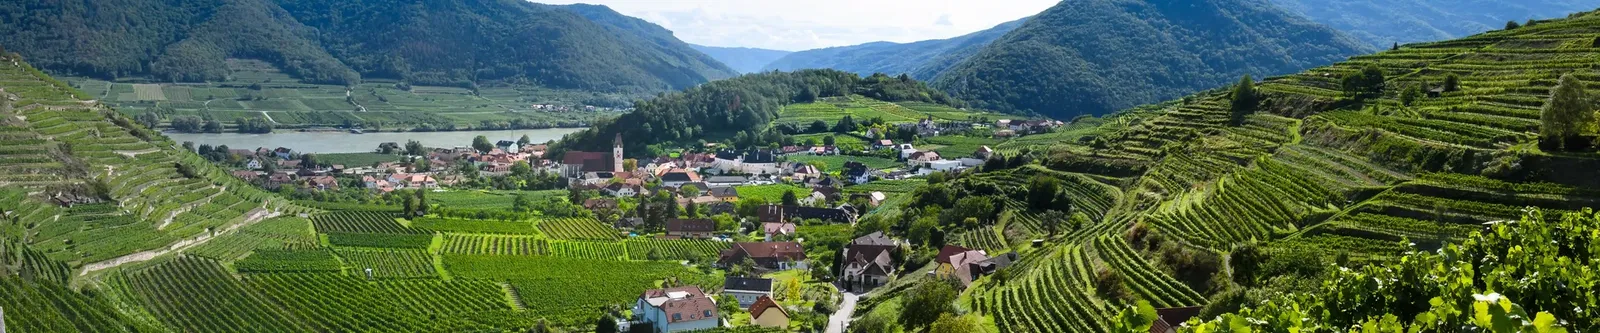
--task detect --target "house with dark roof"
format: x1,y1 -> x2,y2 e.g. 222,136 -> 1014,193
666,219 -> 716,239
842,161 -> 870,184
754,204 -> 855,224
705,176 -> 749,187
659,169 -> 700,187
706,202 -> 736,216
748,295 -> 789,328
719,242 -> 806,271
633,286 -> 720,333
935,245 -> 991,288
707,187 -> 739,202
840,232 -> 898,292
722,277 -> 772,307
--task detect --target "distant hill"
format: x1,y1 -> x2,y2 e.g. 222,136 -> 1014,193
1269,0 -> 1596,47
761,18 -> 1028,81
689,45 -> 792,74
930,0 -> 1373,119
0,0 -> 737,92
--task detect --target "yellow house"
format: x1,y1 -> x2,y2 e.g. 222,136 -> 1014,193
749,296 -> 789,328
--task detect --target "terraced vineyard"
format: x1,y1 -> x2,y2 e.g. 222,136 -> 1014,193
441,233 -> 550,256
624,238 -> 730,261
123,257 -> 315,332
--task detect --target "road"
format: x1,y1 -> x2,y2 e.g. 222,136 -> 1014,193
826,292 -> 859,333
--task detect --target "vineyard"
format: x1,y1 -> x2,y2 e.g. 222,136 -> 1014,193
624,238 -> 730,261
334,248 -> 439,278
536,218 -> 619,240
123,257 -> 315,332
444,255 -> 723,326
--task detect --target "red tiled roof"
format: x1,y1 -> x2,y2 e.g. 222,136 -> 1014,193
749,296 -> 787,320
936,245 -> 972,264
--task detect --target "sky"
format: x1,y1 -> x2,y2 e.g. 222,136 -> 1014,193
538,0 -> 1059,51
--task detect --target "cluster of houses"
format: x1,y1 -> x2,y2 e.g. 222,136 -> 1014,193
992,119 -> 1065,138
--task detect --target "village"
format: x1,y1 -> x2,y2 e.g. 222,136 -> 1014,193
189,117 -> 1056,332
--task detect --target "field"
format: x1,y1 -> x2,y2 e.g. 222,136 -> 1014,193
412,217 -> 540,234
429,190 -> 565,210
536,218 -> 620,240
315,152 -> 404,167
734,184 -> 812,203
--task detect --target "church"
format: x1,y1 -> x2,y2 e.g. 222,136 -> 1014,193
561,134 -> 624,179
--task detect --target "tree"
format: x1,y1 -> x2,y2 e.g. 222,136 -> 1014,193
1026,176 -> 1060,210
1401,83 -> 1422,106
808,120 -> 829,133
833,115 -> 857,133
299,153 -> 318,169
593,314 -> 617,333
900,279 -> 959,329
513,194 -> 534,213
781,190 -> 799,206
472,135 -> 493,153
681,186 -> 701,198
182,141 -> 195,152
684,200 -> 700,218
928,313 -> 984,333
1229,75 -> 1258,126
1341,64 -> 1386,98
1542,74 -> 1594,151
908,216 -> 937,246
1391,42 -> 1399,51
1041,209 -> 1068,237
1229,243 -> 1267,286
1443,74 -> 1461,92
405,140 -> 425,156
823,135 -> 836,146
1506,20 -> 1522,30
517,134 -> 532,146
622,159 -> 637,172
850,312 -> 902,333
202,119 -> 223,133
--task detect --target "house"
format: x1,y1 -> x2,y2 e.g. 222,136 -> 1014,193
666,219 -> 717,239
633,286 -> 720,333
926,160 -> 964,172
1150,306 -> 1205,333
230,170 -> 260,181
705,176 -> 748,187
756,205 -> 786,224
561,134 -> 623,178
245,158 -> 264,170
708,187 -> 739,202
842,161 -> 870,185
874,139 -> 894,149
762,222 -> 796,241
971,252 -> 1019,282
616,217 -> 644,230
848,192 -> 887,207
405,174 -> 438,189
278,159 -> 302,169
935,245 -> 989,288
273,147 -> 292,159
603,183 -> 643,197
740,150 -> 779,175
786,206 -> 855,224
975,146 -> 994,160
706,202 -> 736,216
719,242 -> 806,271
584,198 -> 619,214
659,169 -> 701,188
748,296 -> 789,328
994,129 -> 1017,138
496,140 -> 518,153
303,176 -> 340,191
908,151 -> 941,165
722,277 -> 772,307
840,232 -> 898,292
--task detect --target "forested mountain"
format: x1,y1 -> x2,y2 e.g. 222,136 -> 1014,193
930,0 -> 1373,119
690,44 -> 793,74
1269,0 -> 1596,47
761,18 -> 1028,81
0,0 -> 736,92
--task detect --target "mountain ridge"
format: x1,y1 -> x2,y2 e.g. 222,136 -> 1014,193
761,17 -> 1028,81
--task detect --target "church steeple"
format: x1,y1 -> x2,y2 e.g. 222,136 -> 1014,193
612,133 -> 624,172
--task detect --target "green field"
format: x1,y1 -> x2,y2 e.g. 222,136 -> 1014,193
734,184 -> 812,202
785,155 -> 899,172
429,190 -> 566,210
315,152 -> 405,167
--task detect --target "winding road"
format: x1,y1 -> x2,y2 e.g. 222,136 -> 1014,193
826,292 -> 858,333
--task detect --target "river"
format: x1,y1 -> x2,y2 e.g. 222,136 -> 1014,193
166,128 -> 586,153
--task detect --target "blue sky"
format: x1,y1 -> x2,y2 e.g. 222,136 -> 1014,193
540,0 -> 1058,51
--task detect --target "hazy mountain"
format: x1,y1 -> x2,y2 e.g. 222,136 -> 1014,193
1269,0 -> 1597,47
931,0 -> 1374,119
761,18 -> 1028,81
688,44 -> 792,74
0,0 -> 737,92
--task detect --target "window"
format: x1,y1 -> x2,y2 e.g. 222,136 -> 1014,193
704,310 -> 713,318
672,314 -> 681,322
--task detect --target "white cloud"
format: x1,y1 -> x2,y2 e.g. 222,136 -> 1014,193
536,0 -> 1058,51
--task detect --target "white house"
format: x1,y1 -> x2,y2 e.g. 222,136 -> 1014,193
245,158 -> 263,170
723,277 -> 772,308
634,286 -> 720,333
927,160 -> 964,172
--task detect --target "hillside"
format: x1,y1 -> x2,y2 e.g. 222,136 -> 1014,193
861,8 -> 1600,333
1270,0 -> 1596,47
0,0 -> 736,92
930,0 -> 1373,119
761,18 -> 1027,81
690,44 -> 793,74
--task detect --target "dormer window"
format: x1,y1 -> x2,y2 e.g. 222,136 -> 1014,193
672,314 -> 681,321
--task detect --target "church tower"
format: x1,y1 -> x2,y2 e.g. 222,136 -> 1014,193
612,133 -> 624,172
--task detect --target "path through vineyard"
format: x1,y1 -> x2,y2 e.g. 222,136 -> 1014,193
78,207 -> 280,276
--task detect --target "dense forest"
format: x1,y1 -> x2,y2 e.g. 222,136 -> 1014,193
0,0 -> 736,92
762,18 -> 1028,81
929,0 -> 1372,119
1270,0 -> 1595,47
551,70 -> 960,156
